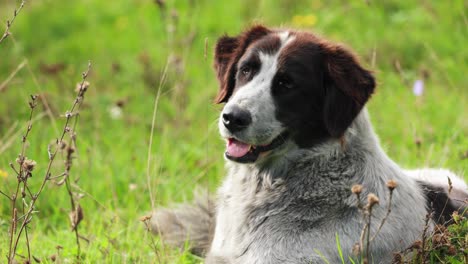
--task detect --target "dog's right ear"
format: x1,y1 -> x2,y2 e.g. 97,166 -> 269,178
213,36 -> 239,103
213,25 -> 271,103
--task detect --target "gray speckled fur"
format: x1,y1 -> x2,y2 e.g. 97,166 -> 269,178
207,109 -> 429,263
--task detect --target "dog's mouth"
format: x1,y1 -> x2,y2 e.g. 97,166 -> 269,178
225,132 -> 289,163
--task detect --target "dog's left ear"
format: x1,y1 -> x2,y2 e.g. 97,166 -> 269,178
322,44 -> 375,138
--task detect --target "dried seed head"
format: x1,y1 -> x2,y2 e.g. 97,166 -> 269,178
69,204 -> 84,231
414,137 -> 422,147
140,215 -> 152,222
432,233 -> 448,246
22,158 -> 37,172
351,184 -> 363,194
367,193 -> 379,207
386,180 -> 397,191
67,146 -> 75,154
447,245 -> 457,255
352,243 -> 360,256
447,176 -> 453,193
392,253 -> 403,264
75,81 -> 90,93
60,141 -> 67,150
411,240 -> 422,249
16,154 -> 25,165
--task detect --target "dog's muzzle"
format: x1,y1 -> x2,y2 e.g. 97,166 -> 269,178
225,131 -> 289,163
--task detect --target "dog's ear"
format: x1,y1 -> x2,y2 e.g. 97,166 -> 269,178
214,25 -> 271,103
322,44 -> 375,137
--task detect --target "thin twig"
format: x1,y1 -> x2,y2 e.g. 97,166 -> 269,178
0,59 -> 27,92
0,112 -> 47,155
141,216 -> 162,263
146,61 -> 168,209
25,60 -> 60,134
7,94 -> 37,264
204,37 -> 208,61
370,181 -> 397,242
420,210 -> 433,263
63,127 -> 82,258
436,176 -> 453,224
0,189 -> 12,200
366,205 -> 373,262
0,0 -> 26,44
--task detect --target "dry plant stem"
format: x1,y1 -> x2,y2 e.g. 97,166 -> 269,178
7,62 -> 91,263
420,211 -> 432,263
7,95 -> 37,264
204,37 -> 208,60
25,60 -> 59,134
63,115 -> 82,258
22,184 -> 31,261
0,0 -> 26,44
436,177 -> 453,224
146,62 -> 168,209
365,206 -> 374,263
370,189 -> 394,242
65,140 -> 80,255
142,217 -> 162,263
0,113 -> 47,155
0,59 -> 27,92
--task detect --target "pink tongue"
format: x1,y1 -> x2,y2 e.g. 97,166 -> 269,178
226,139 -> 251,158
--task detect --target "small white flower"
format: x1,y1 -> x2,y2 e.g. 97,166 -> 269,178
109,105 -> 123,120
129,183 -> 138,191
412,79 -> 424,96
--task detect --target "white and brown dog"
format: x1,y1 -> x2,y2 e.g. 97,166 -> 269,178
150,25 -> 467,263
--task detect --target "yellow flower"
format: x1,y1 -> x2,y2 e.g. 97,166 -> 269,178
0,169 -> 8,178
292,14 -> 317,28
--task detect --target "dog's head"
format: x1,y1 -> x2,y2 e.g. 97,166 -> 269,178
214,25 -> 375,163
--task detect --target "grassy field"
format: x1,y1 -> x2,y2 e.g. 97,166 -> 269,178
0,0 -> 466,263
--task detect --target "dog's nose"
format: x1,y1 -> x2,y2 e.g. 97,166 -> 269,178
222,106 -> 252,132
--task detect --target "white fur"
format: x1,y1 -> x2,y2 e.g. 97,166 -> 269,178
405,168 -> 467,191
218,32 -> 295,146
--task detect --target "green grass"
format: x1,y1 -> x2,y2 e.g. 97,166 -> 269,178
0,0 -> 466,263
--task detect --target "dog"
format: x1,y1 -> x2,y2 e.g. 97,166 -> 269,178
150,25 -> 468,263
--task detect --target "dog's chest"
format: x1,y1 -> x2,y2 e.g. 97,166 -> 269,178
210,165 -> 287,255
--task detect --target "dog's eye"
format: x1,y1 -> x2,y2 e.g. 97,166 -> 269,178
240,66 -> 252,76
275,75 -> 294,91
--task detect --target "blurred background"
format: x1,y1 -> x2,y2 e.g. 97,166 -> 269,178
0,0 -> 466,262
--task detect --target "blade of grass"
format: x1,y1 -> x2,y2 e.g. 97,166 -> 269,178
336,232 -> 345,264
